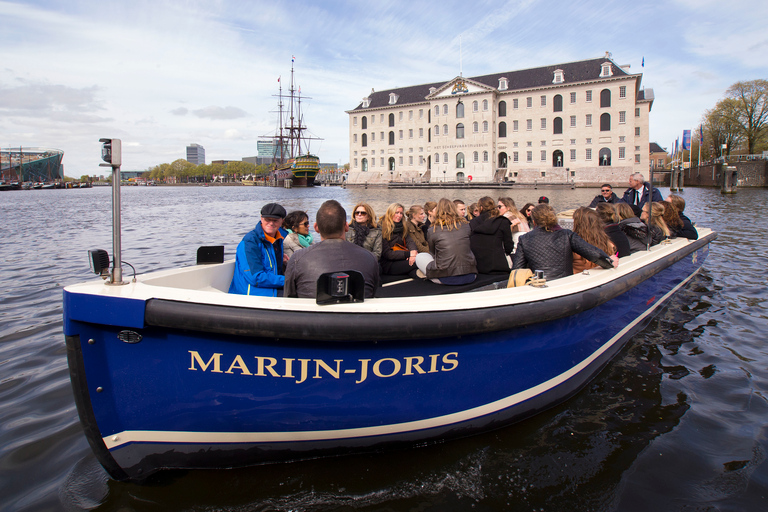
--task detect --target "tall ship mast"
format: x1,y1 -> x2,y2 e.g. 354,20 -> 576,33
261,58 -> 322,187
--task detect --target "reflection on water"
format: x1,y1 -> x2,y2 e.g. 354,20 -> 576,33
0,185 -> 767,511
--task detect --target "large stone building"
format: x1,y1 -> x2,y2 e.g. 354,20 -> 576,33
346,52 -> 653,186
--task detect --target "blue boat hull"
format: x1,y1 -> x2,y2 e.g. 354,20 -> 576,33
64,235 -> 712,481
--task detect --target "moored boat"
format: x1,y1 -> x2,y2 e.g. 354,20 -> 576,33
64,226 -> 714,481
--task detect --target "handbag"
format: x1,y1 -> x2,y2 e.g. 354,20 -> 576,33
392,242 -> 408,251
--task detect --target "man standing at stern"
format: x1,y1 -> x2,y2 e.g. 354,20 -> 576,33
229,202 -> 288,296
285,200 -> 380,298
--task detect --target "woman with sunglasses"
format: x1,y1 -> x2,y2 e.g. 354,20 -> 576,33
380,202 -> 419,277
283,210 -> 313,261
497,197 -> 530,233
346,202 -> 382,262
521,203 -> 535,226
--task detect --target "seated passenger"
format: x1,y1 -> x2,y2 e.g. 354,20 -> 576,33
467,202 -> 481,220
422,200 -> 438,239
666,194 -> 698,240
380,203 -> 419,278
512,204 -> 618,281
616,202 -> 649,253
595,203 -> 631,257
283,210 -> 312,261
346,202 -> 382,262
660,200 -> 682,238
622,172 -> 664,216
498,196 -> 530,233
454,199 -> 467,219
588,183 -> 624,208
404,205 -> 430,254
640,201 -> 670,245
416,198 -> 478,285
229,203 -> 287,296
521,203 -> 535,227
572,207 -> 617,274
469,196 -> 514,274
284,200 -> 380,298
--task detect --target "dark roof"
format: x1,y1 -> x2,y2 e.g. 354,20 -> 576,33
350,57 -> 636,111
649,142 -> 666,154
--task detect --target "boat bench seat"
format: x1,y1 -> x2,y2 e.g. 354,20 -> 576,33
376,273 -> 507,298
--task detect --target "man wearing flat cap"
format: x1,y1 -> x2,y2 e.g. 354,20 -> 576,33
229,202 -> 289,296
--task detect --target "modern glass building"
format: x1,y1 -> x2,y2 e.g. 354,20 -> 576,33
0,147 -> 64,182
186,144 -> 206,165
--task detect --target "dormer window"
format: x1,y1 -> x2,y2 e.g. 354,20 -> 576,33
553,69 -> 564,84
429,87 -> 437,95
362,97 -> 370,108
499,77 -> 508,90
389,93 -> 399,105
600,62 -> 613,78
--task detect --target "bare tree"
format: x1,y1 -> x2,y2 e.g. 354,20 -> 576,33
703,98 -> 744,159
724,79 -> 768,154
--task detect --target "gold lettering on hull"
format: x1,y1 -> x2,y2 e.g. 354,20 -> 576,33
188,351 -> 459,384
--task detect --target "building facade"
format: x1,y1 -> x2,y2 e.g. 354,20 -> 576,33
186,143 -> 206,166
346,53 -> 653,186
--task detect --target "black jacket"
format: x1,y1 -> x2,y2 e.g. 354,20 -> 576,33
604,223 -> 632,258
469,213 -> 514,274
676,214 -> 698,240
588,192 -> 624,208
512,227 -> 613,281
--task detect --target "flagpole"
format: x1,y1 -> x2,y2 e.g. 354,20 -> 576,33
697,124 -> 702,177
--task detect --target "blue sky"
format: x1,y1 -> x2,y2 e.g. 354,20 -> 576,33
1,0 -> 766,176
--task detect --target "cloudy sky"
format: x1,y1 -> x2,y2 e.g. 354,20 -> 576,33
1,0 -> 766,176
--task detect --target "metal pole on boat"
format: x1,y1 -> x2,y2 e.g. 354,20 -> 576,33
646,166 -> 654,251
99,138 -> 126,285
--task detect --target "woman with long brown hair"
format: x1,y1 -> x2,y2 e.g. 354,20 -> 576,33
571,207 -> 616,274
497,196 -> 530,233
641,201 -> 670,244
345,202 -> 382,262
415,198 -> 477,285
469,196 -> 514,274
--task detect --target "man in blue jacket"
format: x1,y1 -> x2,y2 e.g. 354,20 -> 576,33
622,172 -> 663,215
229,203 -> 288,296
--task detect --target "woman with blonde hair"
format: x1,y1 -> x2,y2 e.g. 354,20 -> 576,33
404,205 -> 429,253
641,201 -> 670,245
416,198 -> 477,285
571,207 -> 616,274
497,196 -> 530,233
380,203 -> 419,277
346,202 -> 382,262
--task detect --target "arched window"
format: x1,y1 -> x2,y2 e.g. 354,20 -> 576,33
553,117 -> 563,135
443,104 -> 448,115
600,113 -> 611,131
456,123 -> 464,139
483,151 -> 488,162
361,116 -> 367,129
435,153 -> 440,163
499,121 -> 507,138
482,99 -> 488,111
472,100 -> 478,112
362,158 -> 368,172
473,151 -> 479,162
498,152 -> 508,168
435,125 -> 439,136
553,150 -> 564,167
443,124 -> 448,136
434,105 -> 439,117
389,113 -> 395,127
457,172 -> 465,182
361,133 -> 367,147
473,121 -> 478,133
456,102 -> 464,118
600,89 -> 611,108
389,157 -> 395,171
553,95 -> 563,112
499,101 -> 507,117
456,153 -> 465,168
599,148 -> 611,166
443,152 -> 448,164
483,121 -> 488,132
389,131 -> 395,144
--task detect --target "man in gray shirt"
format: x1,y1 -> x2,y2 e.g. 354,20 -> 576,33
284,200 -> 380,298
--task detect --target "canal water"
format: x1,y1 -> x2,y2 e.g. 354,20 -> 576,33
1,185 -> 766,511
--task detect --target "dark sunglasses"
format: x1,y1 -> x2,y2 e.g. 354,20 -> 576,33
299,221 -> 310,226
601,189 -> 611,192
354,211 -> 367,215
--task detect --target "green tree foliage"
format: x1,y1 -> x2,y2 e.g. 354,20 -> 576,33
703,98 -> 744,159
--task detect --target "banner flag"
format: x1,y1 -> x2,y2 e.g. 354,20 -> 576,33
699,125 -> 704,144
682,130 -> 691,151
